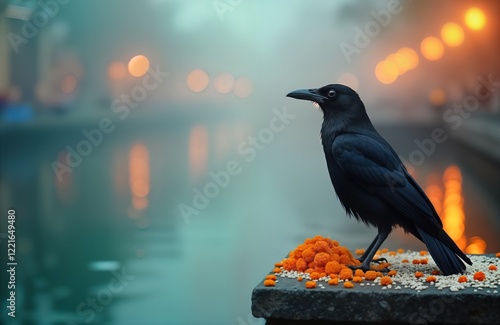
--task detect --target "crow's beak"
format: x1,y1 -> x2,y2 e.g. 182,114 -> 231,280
286,88 -> 327,105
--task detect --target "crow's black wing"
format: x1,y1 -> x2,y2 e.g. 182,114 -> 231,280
332,133 -> 442,235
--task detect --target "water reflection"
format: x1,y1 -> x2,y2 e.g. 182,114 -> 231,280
188,124 -> 208,184
129,143 -> 150,211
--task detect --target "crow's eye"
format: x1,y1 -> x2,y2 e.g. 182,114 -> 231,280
327,89 -> 336,98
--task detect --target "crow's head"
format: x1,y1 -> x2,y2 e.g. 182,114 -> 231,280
286,84 -> 366,120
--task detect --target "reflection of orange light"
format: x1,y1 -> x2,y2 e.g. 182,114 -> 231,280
465,8 -> 486,31
429,88 -> 446,106
128,55 -> 150,77
465,236 -> 487,254
189,124 -> 208,182
337,73 -> 359,90
441,23 -> 464,47
420,37 -> 444,61
61,75 -> 77,94
108,61 -> 127,80
214,73 -> 234,94
375,60 -> 398,84
55,151 -> 74,202
129,143 -> 150,210
233,77 -> 254,98
396,47 -> 419,70
187,69 -> 209,92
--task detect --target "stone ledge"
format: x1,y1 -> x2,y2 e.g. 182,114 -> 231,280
252,258 -> 500,324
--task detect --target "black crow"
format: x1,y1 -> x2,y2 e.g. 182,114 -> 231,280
287,84 -> 472,275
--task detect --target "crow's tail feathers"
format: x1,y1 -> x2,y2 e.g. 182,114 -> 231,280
417,228 -> 472,275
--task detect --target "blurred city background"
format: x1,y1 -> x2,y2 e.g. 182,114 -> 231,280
0,0 -> 499,324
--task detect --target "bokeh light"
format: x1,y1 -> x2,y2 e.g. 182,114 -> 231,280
187,69 -> 209,92
441,23 -> 464,47
108,61 -> 127,80
465,7 -> 486,31
233,77 -> 253,98
465,236 -> 487,254
396,47 -> 419,70
420,36 -> 444,61
61,75 -> 77,94
128,55 -> 150,77
428,88 -> 447,106
337,73 -> 359,91
213,73 -> 234,94
375,60 -> 398,85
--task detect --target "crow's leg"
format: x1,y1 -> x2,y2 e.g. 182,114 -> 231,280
358,234 -> 378,263
349,229 -> 390,272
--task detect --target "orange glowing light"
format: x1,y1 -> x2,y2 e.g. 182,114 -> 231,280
465,8 -> 486,31
108,61 -> 127,80
61,75 -> 77,94
187,69 -> 209,92
375,60 -> 398,84
233,77 -> 254,98
442,165 -> 466,249
189,124 -> 208,182
129,143 -> 150,210
387,53 -> 408,75
420,37 -> 444,61
214,73 -> 234,94
396,47 -> 419,70
337,73 -> 359,90
465,236 -> 487,254
429,88 -> 446,106
441,23 -> 464,47
128,55 -> 150,77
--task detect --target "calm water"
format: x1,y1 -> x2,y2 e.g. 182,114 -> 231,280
1,115 -> 499,325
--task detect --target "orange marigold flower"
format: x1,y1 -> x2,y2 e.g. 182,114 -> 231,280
331,240 -> 339,247
412,259 -> 420,264
375,272 -> 383,278
325,261 -> 342,275
353,276 -> 363,283
401,259 -> 409,263
354,269 -> 364,277
339,255 -> 352,265
265,275 -> 277,280
297,276 -> 303,282
330,274 -> 338,279
264,279 -> 276,286
388,270 -> 397,277
343,281 -> 354,288
364,270 -> 377,280
381,248 -> 389,253
314,266 -> 325,274
474,271 -> 486,281
313,240 -> 330,253
389,251 -> 397,256
339,268 -> 353,280
304,238 -> 314,245
305,268 -> 314,274
308,262 -> 316,269
397,248 -> 405,254
489,265 -> 497,271
331,253 -> 340,263
355,249 -> 365,256
274,262 -> 283,267
431,270 -> 440,275
420,250 -> 428,256
310,272 -> 321,280
420,259 -> 428,265
328,277 -> 339,285
415,271 -> 424,278
380,276 -> 392,286
282,258 -> 296,271
314,252 -> 331,267
296,258 -> 307,271
458,276 -> 467,283
273,267 -> 282,273
302,248 -> 316,263
496,252 -> 500,258
320,272 -> 327,278
305,281 -> 316,288
426,276 -> 437,283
